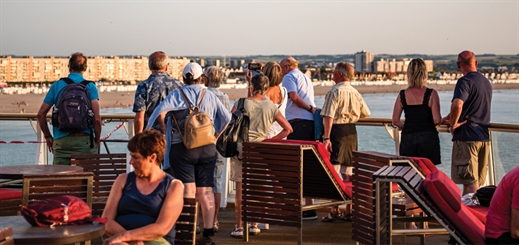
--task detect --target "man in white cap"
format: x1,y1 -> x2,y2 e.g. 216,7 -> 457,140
147,62 -> 231,245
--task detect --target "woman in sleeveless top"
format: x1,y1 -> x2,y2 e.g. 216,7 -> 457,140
230,74 -> 293,238
263,61 -> 288,138
392,58 -> 442,165
103,130 -> 184,245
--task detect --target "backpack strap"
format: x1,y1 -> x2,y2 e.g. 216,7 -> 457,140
237,98 -> 249,143
80,80 -> 93,86
61,77 -> 74,85
172,88 -> 194,137
195,89 -> 207,108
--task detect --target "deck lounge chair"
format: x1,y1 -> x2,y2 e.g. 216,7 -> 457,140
241,139 -> 352,245
373,166 -> 485,245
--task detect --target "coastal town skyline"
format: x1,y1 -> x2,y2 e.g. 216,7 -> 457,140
1,0 -> 518,57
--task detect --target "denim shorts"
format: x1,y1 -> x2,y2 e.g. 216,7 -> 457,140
169,143 -> 217,187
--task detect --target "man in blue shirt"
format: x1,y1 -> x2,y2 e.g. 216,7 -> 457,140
445,50 -> 492,195
147,62 -> 231,245
280,56 -> 319,220
36,52 -> 101,165
133,51 -> 183,134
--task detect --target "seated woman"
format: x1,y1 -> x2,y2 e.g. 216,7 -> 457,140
102,130 -> 184,245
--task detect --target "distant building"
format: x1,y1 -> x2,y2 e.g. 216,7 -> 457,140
354,50 -> 374,73
0,55 -> 190,82
374,58 -> 433,73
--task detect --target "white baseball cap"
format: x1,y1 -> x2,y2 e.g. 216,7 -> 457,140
182,62 -> 203,80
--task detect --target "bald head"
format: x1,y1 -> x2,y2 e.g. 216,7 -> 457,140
457,50 -> 477,74
280,56 -> 299,75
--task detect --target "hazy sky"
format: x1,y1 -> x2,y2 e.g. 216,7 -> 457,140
1,0 -> 518,57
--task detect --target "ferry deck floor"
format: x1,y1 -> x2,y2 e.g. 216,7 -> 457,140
93,204 -> 452,245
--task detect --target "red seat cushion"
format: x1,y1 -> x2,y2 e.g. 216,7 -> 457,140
467,205 -> 489,224
0,188 -> 22,200
263,139 -> 352,198
423,171 -> 485,245
409,157 -> 438,176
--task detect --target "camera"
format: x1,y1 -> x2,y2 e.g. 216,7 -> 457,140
247,63 -> 262,77
248,63 -> 262,71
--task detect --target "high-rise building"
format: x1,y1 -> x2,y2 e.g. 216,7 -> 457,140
354,50 -> 374,73
0,55 -> 190,82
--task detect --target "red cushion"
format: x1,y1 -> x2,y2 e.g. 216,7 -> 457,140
409,157 -> 438,176
0,188 -> 22,200
423,171 -> 485,245
426,171 -> 461,212
467,205 -> 489,224
263,139 -> 352,198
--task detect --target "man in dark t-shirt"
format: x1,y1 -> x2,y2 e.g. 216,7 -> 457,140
444,50 -> 492,195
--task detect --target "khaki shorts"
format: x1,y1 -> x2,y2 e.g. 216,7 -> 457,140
451,141 -> 490,185
53,135 -> 97,165
230,157 -> 242,182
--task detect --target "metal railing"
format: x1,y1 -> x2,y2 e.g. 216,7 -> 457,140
1,113 -> 518,189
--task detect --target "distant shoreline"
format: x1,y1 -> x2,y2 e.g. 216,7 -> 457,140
1,83 -> 518,114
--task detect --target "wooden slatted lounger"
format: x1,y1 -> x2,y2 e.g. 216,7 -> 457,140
373,166 -> 485,245
242,139 -> 352,245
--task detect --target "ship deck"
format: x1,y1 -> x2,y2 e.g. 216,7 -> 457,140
91,204 -> 451,245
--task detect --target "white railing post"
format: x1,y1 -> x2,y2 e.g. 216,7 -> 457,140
34,119 -> 48,165
126,119 -> 135,173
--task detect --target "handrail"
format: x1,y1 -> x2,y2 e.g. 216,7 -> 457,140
1,113 -> 518,132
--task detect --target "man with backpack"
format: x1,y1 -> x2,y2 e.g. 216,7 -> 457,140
37,52 -> 101,165
147,62 -> 231,245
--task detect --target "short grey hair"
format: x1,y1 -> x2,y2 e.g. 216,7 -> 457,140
335,62 -> 354,80
407,58 -> 427,88
204,66 -> 224,88
148,51 -> 169,71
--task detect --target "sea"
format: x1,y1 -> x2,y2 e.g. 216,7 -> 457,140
1,89 -> 518,182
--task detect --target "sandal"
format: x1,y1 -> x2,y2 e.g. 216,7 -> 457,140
321,211 -> 342,222
343,213 -> 353,222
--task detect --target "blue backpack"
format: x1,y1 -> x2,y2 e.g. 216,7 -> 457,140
53,77 -> 95,148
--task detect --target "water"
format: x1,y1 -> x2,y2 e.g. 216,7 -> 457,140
1,89 -> 518,181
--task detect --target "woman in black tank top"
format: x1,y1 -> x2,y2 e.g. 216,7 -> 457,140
391,58 -> 442,165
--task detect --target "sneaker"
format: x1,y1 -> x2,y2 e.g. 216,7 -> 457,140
302,210 -> 318,220
251,223 -> 269,230
249,225 -> 261,235
196,235 -> 215,245
231,225 -> 243,238
214,222 -> 219,233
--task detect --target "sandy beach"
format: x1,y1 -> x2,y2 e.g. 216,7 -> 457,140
1,83 -> 518,114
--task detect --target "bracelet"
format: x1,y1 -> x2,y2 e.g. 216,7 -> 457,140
44,135 -> 52,139
307,105 -> 313,112
323,137 -> 330,141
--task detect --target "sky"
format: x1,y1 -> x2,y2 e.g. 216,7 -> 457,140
1,0 -> 518,57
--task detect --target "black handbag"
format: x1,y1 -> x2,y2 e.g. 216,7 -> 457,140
216,98 -> 249,157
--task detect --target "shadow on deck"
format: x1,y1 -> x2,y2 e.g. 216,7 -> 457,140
92,204 -> 451,245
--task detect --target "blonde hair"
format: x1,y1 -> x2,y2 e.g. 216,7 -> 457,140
263,61 -> 282,87
407,58 -> 427,88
